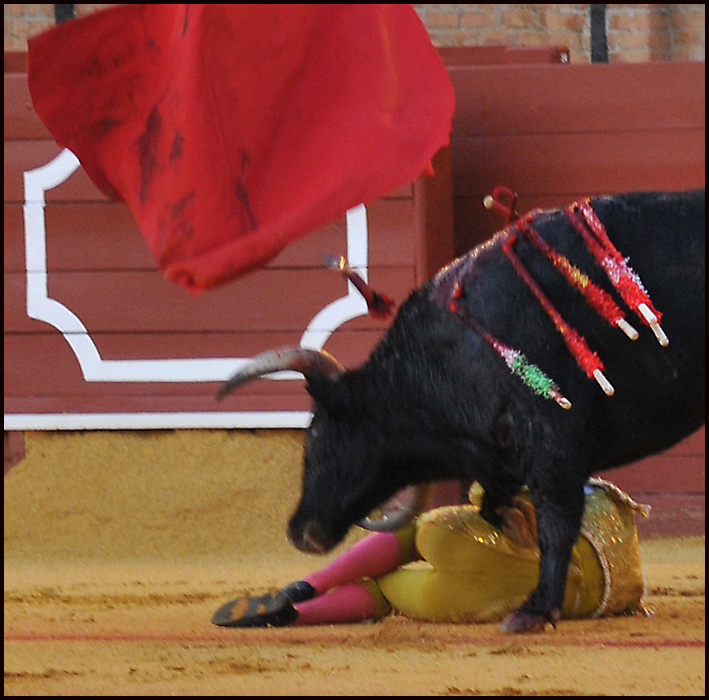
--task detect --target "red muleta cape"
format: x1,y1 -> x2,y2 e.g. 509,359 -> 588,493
28,4 -> 455,292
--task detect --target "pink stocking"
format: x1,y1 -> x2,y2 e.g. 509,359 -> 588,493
303,531 -> 405,594
293,582 -> 380,625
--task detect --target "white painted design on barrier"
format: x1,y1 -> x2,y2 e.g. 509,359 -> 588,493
7,149 -> 370,430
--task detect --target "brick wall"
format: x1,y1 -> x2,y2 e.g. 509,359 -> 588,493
414,4 -> 705,63
4,4 -> 114,49
606,4 -> 705,62
4,4 -> 706,63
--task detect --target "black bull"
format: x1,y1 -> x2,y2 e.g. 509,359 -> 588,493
219,189 -> 705,632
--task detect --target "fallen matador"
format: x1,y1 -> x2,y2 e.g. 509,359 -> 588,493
212,479 -> 648,628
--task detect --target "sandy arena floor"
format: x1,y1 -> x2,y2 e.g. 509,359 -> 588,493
4,430 -> 705,696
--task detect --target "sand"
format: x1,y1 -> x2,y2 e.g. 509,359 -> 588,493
4,430 -> 705,696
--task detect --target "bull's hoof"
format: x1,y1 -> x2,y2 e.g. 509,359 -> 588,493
499,608 -> 559,633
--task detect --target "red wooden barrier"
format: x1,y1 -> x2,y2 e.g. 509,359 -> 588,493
5,51 -> 452,428
4,50 -> 704,521
447,60 -> 705,253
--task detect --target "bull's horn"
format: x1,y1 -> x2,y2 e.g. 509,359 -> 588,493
217,347 -> 345,400
357,484 -> 432,532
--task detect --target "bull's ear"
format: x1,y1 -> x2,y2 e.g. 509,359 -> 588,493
305,375 -> 354,415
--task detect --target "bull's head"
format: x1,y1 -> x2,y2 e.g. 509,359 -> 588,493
217,347 -> 430,553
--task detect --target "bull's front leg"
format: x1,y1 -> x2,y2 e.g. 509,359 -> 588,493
500,481 -> 586,632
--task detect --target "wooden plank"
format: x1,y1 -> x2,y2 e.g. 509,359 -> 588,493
3,51 -> 29,74
269,199 -> 418,269
633,494 -> 704,537
451,129 -> 704,253
4,201 -> 156,273
3,71 -> 52,140
447,61 -> 705,255
4,324 -> 393,416
438,45 -> 569,66
612,454 -> 706,493
451,130 -> 705,198
449,62 -> 705,136
413,146 -> 455,284
4,140 -> 101,203
5,394 -> 314,416
4,329 -> 389,393
2,45 -> 568,142
5,266 -> 414,333
3,204 -> 26,272
597,454 -> 705,494
6,393 -> 307,416
86,328 -> 388,369
5,198 -> 419,274
4,139 -> 414,205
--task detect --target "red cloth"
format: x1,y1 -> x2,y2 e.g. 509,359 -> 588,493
28,4 -> 454,292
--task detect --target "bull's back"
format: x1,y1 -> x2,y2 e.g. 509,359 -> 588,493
424,189 -> 705,473
584,189 -> 705,469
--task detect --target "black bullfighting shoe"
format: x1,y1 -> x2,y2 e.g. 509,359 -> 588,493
280,580 -> 316,603
211,580 -> 316,628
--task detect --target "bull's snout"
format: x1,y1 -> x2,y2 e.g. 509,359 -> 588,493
287,519 -> 336,554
